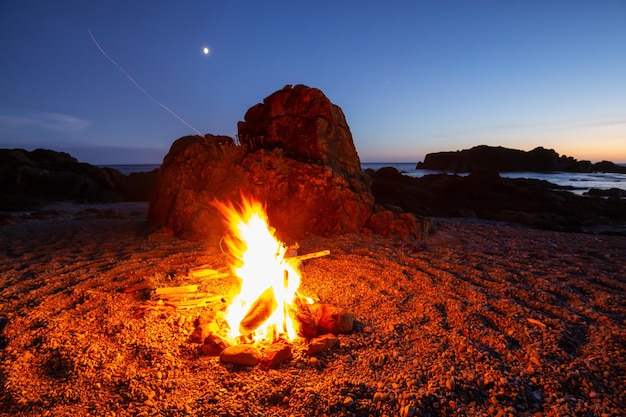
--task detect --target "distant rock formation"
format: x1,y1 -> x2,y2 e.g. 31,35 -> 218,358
148,85 -> 428,241
416,145 -> 626,173
0,148 -> 156,211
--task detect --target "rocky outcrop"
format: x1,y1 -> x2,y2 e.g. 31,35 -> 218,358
148,85 -> 426,241
368,167 -> 626,235
0,148 -> 156,211
417,145 -> 626,173
238,84 -> 364,186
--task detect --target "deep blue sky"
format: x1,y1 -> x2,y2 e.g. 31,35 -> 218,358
1,1 -> 625,164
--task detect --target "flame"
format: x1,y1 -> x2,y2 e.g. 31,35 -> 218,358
215,197 -> 301,343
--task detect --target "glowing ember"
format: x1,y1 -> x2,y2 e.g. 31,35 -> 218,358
215,197 -> 303,343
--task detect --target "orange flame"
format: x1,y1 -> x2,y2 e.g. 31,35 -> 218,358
215,197 -> 301,343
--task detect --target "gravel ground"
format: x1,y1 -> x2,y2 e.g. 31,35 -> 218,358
0,203 -> 624,416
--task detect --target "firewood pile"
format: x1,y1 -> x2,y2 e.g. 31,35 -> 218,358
125,248 -> 354,370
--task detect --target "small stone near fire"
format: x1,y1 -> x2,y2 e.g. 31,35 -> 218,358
343,396 -> 355,407
190,324 -> 217,344
220,345 -> 261,366
259,342 -> 292,370
202,333 -> 231,356
309,357 -> 321,368
307,334 -> 339,356
196,311 -> 216,326
309,303 -> 354,335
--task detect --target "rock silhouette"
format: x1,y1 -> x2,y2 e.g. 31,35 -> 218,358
417,145 -> 626,173
0,148 -> 155,210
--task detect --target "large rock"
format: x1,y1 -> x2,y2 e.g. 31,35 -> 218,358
149,85 -> 425,241
238,84 -> 365,187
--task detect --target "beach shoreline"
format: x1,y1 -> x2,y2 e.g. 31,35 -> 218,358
0,203 -> 624,416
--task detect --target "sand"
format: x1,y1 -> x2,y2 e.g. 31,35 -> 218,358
0,202 -> 624,416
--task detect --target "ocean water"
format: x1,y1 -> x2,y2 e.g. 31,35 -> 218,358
100,164 -> 160,175
102,163 -> 626,196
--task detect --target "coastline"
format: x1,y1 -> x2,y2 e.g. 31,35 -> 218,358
0,203 -> 624,416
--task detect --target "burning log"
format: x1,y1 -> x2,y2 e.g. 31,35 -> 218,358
239,287 -> 278,335
289,296 -> 318,338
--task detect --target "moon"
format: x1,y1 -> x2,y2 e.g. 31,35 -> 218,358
203,47 -> 210,55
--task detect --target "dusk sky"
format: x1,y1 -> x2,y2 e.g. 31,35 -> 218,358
1,1 -> 625,165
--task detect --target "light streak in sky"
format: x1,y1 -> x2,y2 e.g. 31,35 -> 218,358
88,29 -> 203,136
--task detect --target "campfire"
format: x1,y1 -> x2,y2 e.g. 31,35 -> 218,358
134,196 -> 354,369
214,197 -> 314,343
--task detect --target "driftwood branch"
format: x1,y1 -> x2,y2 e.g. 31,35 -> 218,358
527,317 -> 547,328
288,249 -> 330,262
188,265 -> 230,279
155,285 -> 199,296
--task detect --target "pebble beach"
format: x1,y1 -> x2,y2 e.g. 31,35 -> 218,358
0,202 -> 624,416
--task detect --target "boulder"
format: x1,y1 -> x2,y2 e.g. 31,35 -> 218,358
238,84 -> 365,187
148,85 -> 426,241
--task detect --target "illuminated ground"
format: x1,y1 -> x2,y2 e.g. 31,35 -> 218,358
0,203 -> 624,416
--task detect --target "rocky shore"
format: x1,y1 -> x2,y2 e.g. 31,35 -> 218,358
0,203 -> 625,416
368,167 -> 626,236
